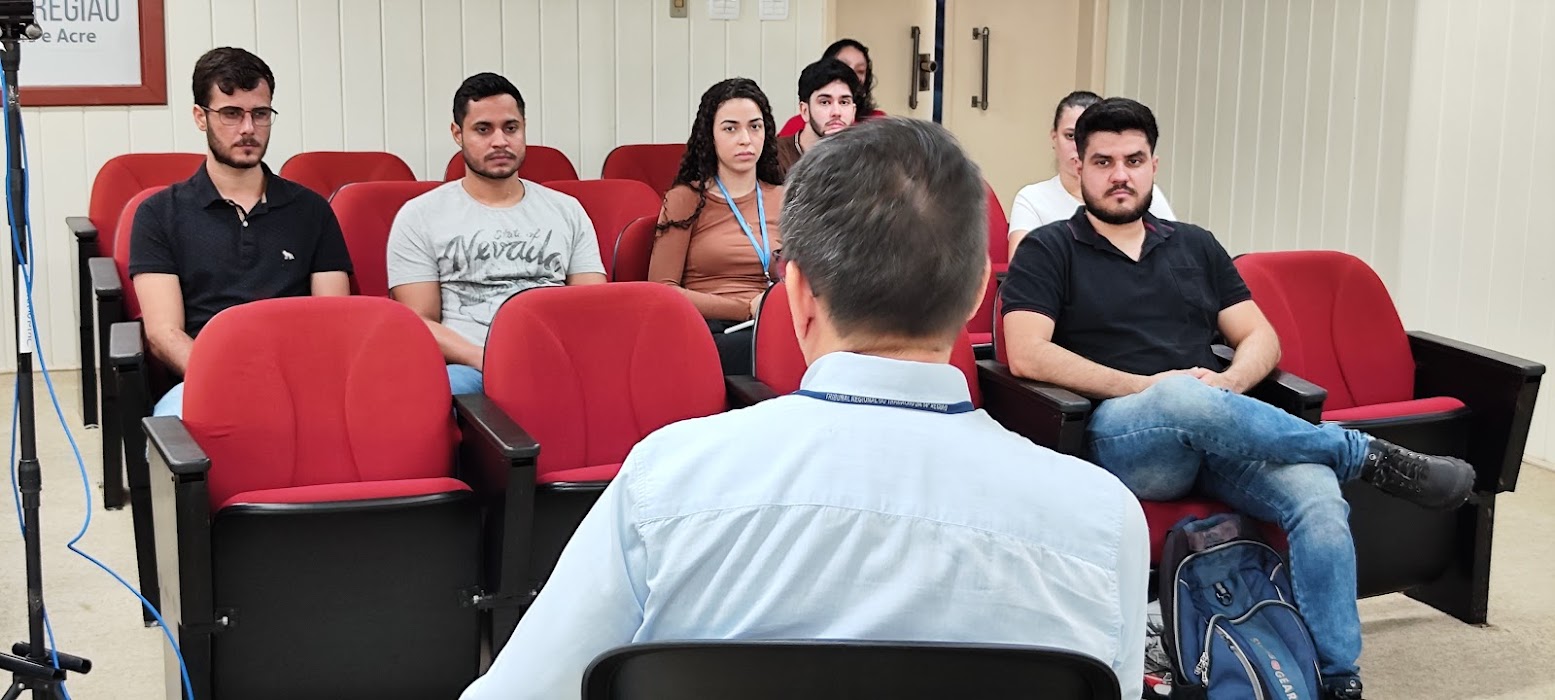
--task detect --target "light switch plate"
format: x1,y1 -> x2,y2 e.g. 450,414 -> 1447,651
670,0 -> 687,18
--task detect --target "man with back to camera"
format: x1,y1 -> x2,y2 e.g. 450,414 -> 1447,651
131,47 -> 352,418
775,57 -> 862,176
387,72 -> 606,395
999,97 -> 1477,700
459,117 -> 1151,699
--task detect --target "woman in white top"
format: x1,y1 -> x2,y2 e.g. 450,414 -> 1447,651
1007,91 -> 1176,260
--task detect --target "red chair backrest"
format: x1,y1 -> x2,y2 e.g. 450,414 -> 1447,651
279,151 -> 415,198
113,186 -> 168,320
1234,251 -> 1415,410
600,144 -> 686,198
965,184 -> 1007,339
985,182 -> 1010,268
752,281 -> 982,406
483,283 -> 725,478
330,180 -> 442,296
182,296 -> 457,510
443,145 -> 580,183
88,153 -> 203,257
542,179 -> 662,278
611,216 -> 658,282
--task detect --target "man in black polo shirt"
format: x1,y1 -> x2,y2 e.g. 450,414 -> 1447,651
129,47 -> 353,417
1000,98 -> 1473,700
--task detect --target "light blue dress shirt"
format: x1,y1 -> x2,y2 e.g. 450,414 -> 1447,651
460,351 -> 1150,699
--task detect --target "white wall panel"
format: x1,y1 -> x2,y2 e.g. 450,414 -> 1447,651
5,0 -> 827,376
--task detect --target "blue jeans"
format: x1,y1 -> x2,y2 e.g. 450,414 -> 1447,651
447,364 -> 484,396
1086,375 -> 1371,680
153,382 -> 186,418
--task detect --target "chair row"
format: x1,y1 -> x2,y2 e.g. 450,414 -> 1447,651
69,150 -> 1012,439
133,281 -> 1103,699
132,260 -> 1545,698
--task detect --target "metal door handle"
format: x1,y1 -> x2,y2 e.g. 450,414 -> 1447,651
971,27 -> 990,110
910,26 -> 922,109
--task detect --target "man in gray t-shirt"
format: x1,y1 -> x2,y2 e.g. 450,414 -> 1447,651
388,73 -> 606,395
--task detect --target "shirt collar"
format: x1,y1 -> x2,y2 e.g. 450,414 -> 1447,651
798,352 -> 972,407
1064,207 -> 1174,259
189,161 -> 295,209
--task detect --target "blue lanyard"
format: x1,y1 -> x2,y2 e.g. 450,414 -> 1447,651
714,176 -> 772,279
792,389 -> 977,414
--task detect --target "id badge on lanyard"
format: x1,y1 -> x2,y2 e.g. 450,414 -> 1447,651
715,176 -> 774,283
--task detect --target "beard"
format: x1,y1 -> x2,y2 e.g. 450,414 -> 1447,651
208,130 -> 265,170
1083,185 -> 1153,225
808,114 -> 848,139
463,147 -> 524,180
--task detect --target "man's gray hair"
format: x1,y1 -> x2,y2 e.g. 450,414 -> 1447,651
781,117 -> 987,340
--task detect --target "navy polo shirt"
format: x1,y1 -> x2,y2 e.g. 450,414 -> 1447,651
127,162 -> 353,337
1000,209 -> 1251,377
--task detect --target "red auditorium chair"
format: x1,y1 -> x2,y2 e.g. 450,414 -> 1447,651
144,296 -> 481,700
67,153 -> 203,428
330,180 -> 442,296
443,145 -> 579,183
278,150 -> 415,198
600,143 -> 686,198
456,282 -> 733,652
584,641 -> 1121,700
610,216 -> 658,282
988,301 -> 1298,564
542,179 -> 662,278
1234,250 -> 1545,623
966,183 -> 1008,358
89,187 -> 177,622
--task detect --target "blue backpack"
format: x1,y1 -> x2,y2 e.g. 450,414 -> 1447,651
1159,514 -> 1323,700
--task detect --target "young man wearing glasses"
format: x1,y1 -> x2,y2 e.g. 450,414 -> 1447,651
129,47 -> 353,417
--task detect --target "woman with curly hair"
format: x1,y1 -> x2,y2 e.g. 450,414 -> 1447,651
779,39 -> 884,137
650,78 -> 786,374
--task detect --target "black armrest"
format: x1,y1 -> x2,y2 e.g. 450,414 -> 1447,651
87,256 -> 122,302
1409,331 -> 1546,493
454,393 -> 539,461
976,360 -> 1092,455
454,392 -> 539,499
143,416 -> 210,476
1211,345 -> 1327,423
725,374 -> 779,407
67,216 -> 97,244
108,321 -> 143,370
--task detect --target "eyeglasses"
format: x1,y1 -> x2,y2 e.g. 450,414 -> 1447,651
199,105 -> 278,126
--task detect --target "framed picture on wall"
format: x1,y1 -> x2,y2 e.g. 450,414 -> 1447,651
18,0 -> 167,106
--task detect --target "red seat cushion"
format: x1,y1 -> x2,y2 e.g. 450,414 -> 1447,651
483,282 -> 726,482
754,282 -> 982,407
183,297 -> 458,510
218,476 -> 469,512
1235,251 -> 1416,411
600,144 -> 686,198
88,153 -> 204,257
279,151 -> 415,198
542,179 -> 662,278
538,463 -> 622,486
1140,498 -> 1289,564
1321,396 -> 1466,423
330,181 -> 442,296
443,146 -> 579,183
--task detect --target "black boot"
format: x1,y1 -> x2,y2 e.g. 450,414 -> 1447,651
1323,675 -> 1364,699
1359,438 -> 1474,509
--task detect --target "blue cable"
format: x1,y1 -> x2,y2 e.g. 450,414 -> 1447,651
1,59 -> 194,700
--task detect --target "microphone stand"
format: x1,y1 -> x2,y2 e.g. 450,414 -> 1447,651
0,19 -> 94,700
